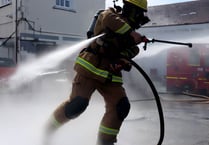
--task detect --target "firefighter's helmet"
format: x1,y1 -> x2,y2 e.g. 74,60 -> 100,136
124,0 -> 147,11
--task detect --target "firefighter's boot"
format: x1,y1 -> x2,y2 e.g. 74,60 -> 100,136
96,140 -> 115,145
43,102 -> 70,145
43,96 -> 89,145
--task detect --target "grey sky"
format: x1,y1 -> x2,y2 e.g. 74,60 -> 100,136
105,0 -> 196,7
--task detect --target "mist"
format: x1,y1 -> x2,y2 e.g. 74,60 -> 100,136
0,34 -> 107,145
1,24 -> 209,145
7,34 -> 103,90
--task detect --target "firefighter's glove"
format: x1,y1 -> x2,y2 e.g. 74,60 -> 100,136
141,36 -> 150,43
109,59 -> 132,73
119,58 -> 132,71
110,63 -> 123,73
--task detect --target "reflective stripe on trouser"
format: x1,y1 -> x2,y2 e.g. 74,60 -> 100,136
97,124 -> 119,145
75,57 -> 123,83
99,124 -> 119,136
49,114 -> 62,128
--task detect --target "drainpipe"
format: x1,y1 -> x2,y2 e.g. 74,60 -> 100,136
15,0 -> 18,64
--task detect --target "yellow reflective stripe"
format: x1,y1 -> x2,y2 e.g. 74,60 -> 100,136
179,77 -> 187,80
76,57 -> 108,78
166,76 -> 187,80
198,78 -> 207,81
115,23 -> 131,34
76,57 -> 122,83
189,64 -> 200,66
166,76 -> 177,79
112,75 -> 123,83
99,125 -> 119,135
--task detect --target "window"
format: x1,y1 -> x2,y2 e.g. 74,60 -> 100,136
204,54 -> 209,67
54,0 -> 75,12
0,58 -> 15,67
189,49 -> 200,66
0,0 -> 11,7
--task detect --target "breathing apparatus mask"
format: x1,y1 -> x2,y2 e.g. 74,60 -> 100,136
113,0 -> 150,29
122,2 -> 150,29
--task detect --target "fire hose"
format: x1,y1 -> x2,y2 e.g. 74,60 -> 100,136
129,59 -> 165,145
129,39 -> 192,145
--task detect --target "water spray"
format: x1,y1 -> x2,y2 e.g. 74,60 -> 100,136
8,34 -> 104,89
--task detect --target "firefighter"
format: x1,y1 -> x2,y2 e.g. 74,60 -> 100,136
44,0 -> 150,144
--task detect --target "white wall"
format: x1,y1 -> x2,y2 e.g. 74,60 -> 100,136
0,4 -> 13,37
0,0 -> 105,59
21,0 -> 105,37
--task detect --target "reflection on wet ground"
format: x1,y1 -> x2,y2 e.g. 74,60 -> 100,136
119,93 -> 209,145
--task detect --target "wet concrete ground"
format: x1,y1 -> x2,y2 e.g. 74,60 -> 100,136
1,79 -> 209,145
119,93 -> 209,145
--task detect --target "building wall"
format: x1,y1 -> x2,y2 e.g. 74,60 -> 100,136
20,0 -> 105,42
0,0 -> 105,60
0,0 -> 105,40
146,0 -> 209,26
0,4 -> 13,37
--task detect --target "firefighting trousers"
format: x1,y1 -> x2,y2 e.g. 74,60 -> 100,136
52,73 -> 130,144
